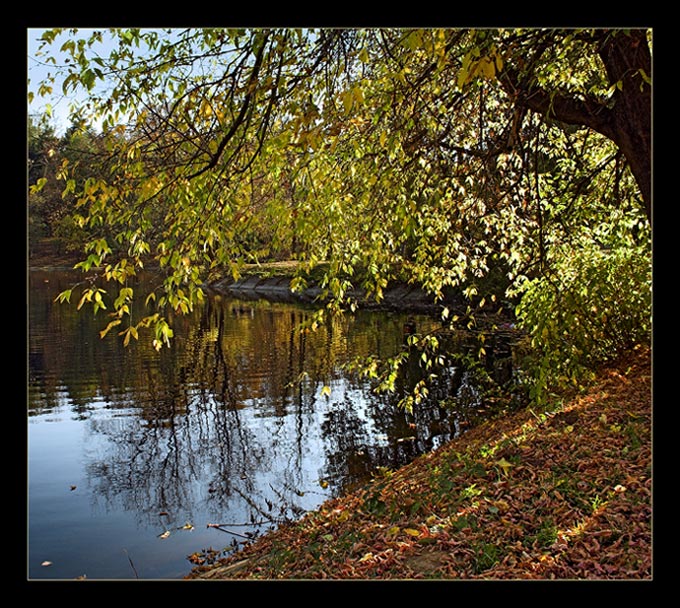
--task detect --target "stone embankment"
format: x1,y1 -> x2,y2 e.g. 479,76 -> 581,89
208,275 -> 464,313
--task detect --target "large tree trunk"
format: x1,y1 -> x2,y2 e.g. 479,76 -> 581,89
503,30 -> 652,224
598,30 -> 652,224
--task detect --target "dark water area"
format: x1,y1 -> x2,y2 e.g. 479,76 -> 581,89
28,268 -> 497,580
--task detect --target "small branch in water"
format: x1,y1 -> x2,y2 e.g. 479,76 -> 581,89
206,523 -> 252,539
123,549 -> 139,579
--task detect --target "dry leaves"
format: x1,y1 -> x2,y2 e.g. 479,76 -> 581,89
188,346 -> 651,580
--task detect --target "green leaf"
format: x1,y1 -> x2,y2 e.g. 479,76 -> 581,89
495,457 -> 513,476
54,289 -> 72,304
30,178 -> 47,194
341,90 -> 353,115
80,68 -> 96,90
62,73 -> 78,95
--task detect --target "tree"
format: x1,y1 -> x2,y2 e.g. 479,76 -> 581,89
495,29 -> 651,223
28,116 -> 60,244
31,27 -> 651,399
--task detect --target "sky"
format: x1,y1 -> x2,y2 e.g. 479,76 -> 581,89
27,27 -> 166,135
27,28 -> 110,134
27,27 -> 197,136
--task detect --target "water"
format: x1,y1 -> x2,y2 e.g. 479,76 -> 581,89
28,268 -> 472,580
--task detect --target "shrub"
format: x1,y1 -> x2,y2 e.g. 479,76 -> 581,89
514,238 -> 651,404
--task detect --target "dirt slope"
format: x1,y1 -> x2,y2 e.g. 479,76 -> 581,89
187,345 -> 652,580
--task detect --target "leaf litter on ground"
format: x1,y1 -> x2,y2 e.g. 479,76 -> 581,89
187,345 -> 651,580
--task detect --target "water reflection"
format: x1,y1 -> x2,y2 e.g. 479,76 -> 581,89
31,269 -> 481,578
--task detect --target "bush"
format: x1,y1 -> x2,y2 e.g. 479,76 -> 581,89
514,240 -> 651,404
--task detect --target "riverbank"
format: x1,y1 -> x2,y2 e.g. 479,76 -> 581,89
207,261 -> 470,315
187,344 -> 651,580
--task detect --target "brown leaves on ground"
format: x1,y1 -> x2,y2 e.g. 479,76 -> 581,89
187,345 -> 651,580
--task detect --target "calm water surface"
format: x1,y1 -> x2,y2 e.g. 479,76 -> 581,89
28,268 -> 471,580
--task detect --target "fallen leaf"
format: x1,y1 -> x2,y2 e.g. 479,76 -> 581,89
159,530 -> 171,539
183,347 -> 651,581
496,458 -> 513,476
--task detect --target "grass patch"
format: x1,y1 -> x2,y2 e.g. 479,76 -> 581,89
471,541 -> 500,573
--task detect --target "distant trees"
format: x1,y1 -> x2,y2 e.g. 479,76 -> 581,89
28,116 -> 61,247
29,116 -> 109,256
30,28 -> 651,403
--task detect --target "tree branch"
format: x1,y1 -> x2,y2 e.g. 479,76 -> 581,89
185,32 -> 269,181
501,66 -> 615,141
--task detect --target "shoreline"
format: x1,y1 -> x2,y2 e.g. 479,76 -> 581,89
186,345 -> 651,580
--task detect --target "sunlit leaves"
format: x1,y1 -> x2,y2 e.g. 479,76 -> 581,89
36,26 -> 650,369
515,236 -> 651,403
119,325 -> 139,347
99,318 -> 121,339
54,289 -> 72,304
457,47 -> 503,89
76,287 -> 107,314
30,177 -> 47,194
152,318 -> 174,351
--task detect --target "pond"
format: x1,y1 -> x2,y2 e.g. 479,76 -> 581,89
28,268 -> 491,580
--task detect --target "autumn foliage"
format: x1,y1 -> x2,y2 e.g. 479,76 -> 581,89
188,345 -> 651,580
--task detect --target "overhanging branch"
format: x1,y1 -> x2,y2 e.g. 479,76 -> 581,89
500,66 -> 615,142
185,33 -> 269,181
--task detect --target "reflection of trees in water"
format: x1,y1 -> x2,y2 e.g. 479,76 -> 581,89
85,393 -> 269,528
31,273 -> 493,534
79,296 -> 340,530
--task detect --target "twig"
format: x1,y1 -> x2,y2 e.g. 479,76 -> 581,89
206,523 -> 252,539
123,549 -> 139,579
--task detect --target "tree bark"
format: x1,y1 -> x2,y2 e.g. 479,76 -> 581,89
598,30 -> 652,224
502,30 -> 652,224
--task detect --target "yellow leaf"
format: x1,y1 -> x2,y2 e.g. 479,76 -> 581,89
320,385 -> 331,398
388,526 -> 401,536
99,319 -> 122,339
496,457 -> 513,476
159,531 -> 170,539
342,90 -> 353,115
477,56 -> 496,80
337,510 -> 351,522
404,528 -> 421,537
358,552 -> 374,563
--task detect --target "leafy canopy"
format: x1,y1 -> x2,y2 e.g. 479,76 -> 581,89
31,28 -> 651,402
